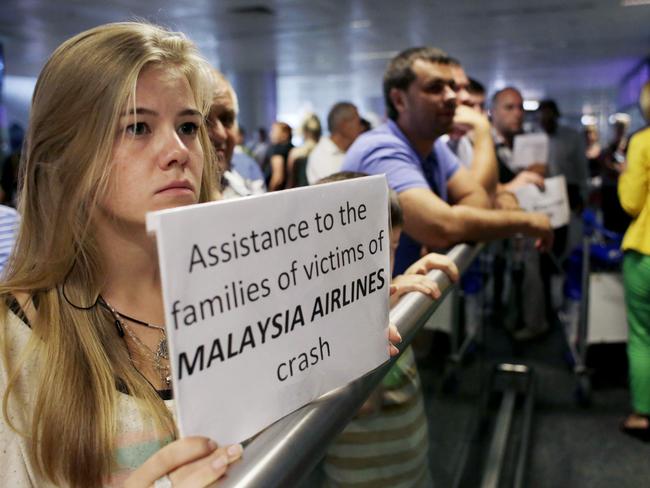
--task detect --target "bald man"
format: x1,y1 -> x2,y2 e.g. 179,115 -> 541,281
207,71 -> 265,199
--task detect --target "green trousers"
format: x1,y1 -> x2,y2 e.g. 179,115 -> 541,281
623,251 -> 650,414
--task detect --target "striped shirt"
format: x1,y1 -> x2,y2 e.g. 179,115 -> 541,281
323,347 -> 432,487
0,205 -> 18,275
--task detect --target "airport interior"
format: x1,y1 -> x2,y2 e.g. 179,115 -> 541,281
1,1 -> 650,487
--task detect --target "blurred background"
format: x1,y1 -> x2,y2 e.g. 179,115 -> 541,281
0,0 -> 649,151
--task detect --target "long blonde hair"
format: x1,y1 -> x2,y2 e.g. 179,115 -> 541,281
0,22 -> 217,487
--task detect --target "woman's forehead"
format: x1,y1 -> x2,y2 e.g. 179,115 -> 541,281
136,64 -> 187,89
121,66 -> 197,112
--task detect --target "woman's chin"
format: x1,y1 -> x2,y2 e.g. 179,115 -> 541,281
152,193 -> 198,210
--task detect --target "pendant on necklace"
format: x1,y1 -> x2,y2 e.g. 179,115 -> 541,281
157,338 -> 169,360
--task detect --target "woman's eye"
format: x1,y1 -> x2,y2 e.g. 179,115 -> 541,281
125,122 -> 149,136
179,122 -> 199,136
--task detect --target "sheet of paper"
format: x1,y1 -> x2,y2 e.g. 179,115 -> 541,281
510,133 -> 549,171
514,175 -> 570,229
146,176 -> 390,444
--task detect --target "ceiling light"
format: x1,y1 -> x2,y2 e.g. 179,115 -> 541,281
350,20 -> 371,29
609,113 -> 631,124
581,115 -> 597,126
622,0 -> 650,6
523,100 -> 539,111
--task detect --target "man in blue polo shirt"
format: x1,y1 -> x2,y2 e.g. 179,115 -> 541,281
343,47 -> 553,274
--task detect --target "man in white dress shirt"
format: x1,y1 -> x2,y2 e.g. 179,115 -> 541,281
306,102 -> 364,184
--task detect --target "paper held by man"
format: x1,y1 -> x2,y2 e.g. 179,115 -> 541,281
146,175 -> 391,444
515,175 -> 571,229
509,133 -> 550,172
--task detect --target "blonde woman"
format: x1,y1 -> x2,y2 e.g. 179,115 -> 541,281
619,81 -> 650,442
0,23 -> 244,487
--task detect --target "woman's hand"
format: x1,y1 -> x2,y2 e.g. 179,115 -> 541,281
404,253 -> 460,283
124,437 -> 243,488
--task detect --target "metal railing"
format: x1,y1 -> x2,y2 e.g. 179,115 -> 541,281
218,243 -> 483,488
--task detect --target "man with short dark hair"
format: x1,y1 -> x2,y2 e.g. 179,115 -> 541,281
342,47 -> 553,274
468,78 -> 486,113
306,101 -> 364,184
491,87 -> 546,192
538,99 -> 589,211
536,98 -> 589,327
446,59 -> 498,195
490,86 -> 552,340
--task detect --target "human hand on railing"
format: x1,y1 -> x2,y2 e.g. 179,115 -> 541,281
493,190 -> 520,211
502,170 -> 545,193
390,274 -> 443,303
124,437 -> 243,488
404,252 -> 460,283
387,321 -> 402,356
527,212 -> 554,252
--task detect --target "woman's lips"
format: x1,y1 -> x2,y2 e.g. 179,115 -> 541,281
156,181 -> 195,196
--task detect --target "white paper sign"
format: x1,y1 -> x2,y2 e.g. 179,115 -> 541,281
514,175 -> 571,228
510,133 -> 549,171
146,176 -> 390,444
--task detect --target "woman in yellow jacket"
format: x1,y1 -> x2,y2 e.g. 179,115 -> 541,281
618,80 -> 650,441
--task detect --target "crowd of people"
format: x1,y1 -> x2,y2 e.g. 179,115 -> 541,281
0,19 -> 648,488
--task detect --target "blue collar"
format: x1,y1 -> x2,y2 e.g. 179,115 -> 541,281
386,119 -> 437,165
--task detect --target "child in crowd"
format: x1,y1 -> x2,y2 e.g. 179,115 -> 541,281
319,173 -> 459,488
